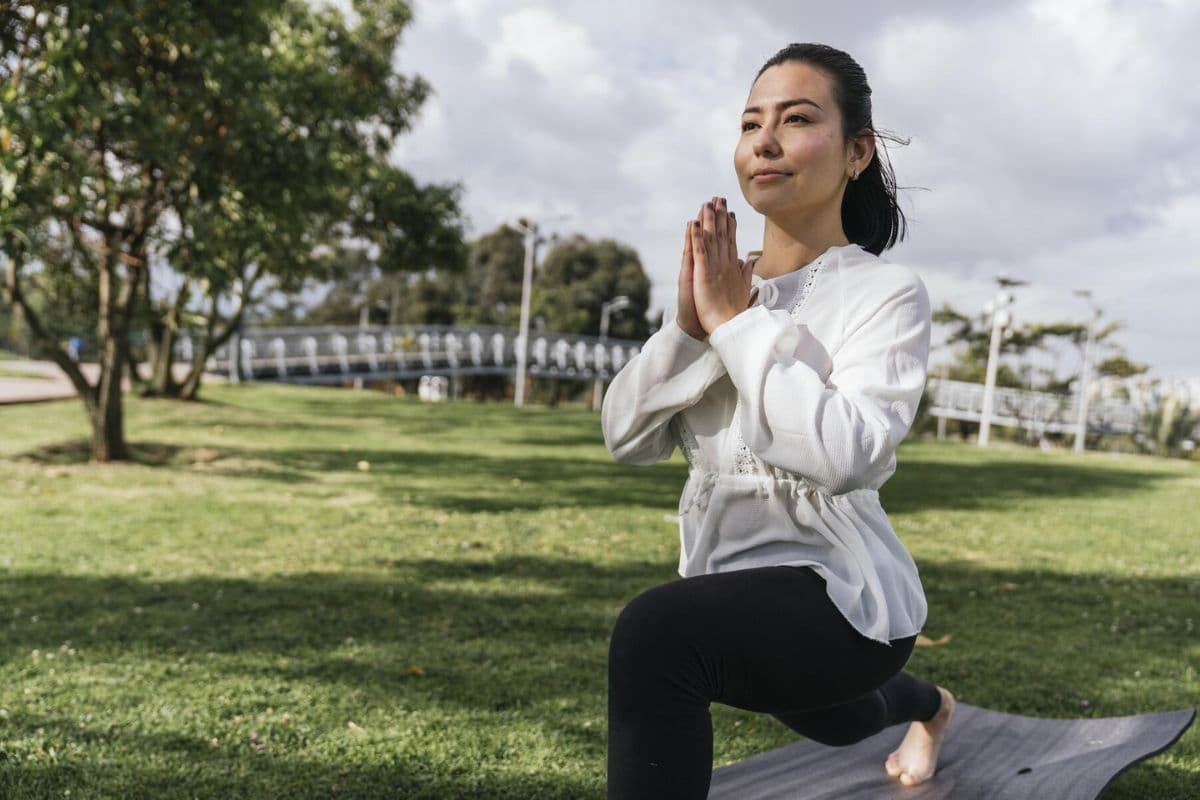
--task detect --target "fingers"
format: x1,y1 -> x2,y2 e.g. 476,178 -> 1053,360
690,212 -> 708,265
727,202 -> 738,263
700,199 -> 715,237
681,220 -> 695,285
714,196 -> 730,247
697,197 -> 736,260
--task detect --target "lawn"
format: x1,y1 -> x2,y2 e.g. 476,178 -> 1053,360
0,366 -> 51,381
1,384 -> 1197,799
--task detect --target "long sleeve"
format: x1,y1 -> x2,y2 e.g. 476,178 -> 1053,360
707,274 -> 931,494
601,316 -> 728,465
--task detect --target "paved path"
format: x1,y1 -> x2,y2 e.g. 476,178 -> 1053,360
0,360 -> 222,405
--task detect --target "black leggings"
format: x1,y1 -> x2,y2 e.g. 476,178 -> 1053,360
607,564 -> 942,799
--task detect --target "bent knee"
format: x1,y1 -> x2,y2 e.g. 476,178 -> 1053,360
609,584 -> 689,658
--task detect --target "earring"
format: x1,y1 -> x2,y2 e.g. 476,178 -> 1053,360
851,169 -> 860,181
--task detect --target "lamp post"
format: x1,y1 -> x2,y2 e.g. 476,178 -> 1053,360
1072,289 -> 1101,453
512,214 -> 569,407
512,220 -> 537,407
977,275 -> 1026,447
592,295 -> 630,412
978,290 -> 1015,447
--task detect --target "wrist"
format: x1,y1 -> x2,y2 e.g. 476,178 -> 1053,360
704,309 -> 740,333
673,317 -> 708,343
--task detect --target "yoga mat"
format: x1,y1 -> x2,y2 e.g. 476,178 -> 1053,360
708,702 -> 1195,799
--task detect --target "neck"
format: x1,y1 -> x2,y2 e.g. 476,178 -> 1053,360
753,207 -> 850,279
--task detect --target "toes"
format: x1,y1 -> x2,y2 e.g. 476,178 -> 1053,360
899,769 -> 933,786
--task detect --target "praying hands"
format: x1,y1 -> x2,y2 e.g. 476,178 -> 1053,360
676,196 -> 756,342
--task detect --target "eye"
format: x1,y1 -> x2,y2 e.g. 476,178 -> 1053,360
787,114 -> 811,124
741,121 -> 757,132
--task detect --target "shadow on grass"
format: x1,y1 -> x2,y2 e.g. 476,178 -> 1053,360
0,757 -> 599,800
880,455 -> 1174,513
16,441 -> 689,511
14,438 -> 1182,516
15,440 -> 191,467
0,557 -> 1195,797
1,557 -> 1196,715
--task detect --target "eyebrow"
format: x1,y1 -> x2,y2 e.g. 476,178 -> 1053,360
742,97 -> 823,115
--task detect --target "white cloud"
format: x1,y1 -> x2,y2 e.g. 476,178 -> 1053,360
482,8 -> 617,104
391,0 -> 1200,379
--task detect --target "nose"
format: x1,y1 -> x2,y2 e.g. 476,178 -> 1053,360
751,123 -> 782,159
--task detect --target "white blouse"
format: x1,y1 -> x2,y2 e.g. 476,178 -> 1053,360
600,242 -> 932,645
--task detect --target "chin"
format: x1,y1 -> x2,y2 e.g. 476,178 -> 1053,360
745,193 -> 794,219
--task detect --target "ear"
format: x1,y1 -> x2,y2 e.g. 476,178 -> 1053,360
848,129 -> 876,178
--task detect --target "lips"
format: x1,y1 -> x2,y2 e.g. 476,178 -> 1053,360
751,170 -> 792,183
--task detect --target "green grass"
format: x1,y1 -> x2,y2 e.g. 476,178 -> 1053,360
0,384 -> 1197,799
0,348 -> 29,362
0,366 -> 51,380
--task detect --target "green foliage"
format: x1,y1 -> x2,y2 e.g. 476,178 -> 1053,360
932,302 -> 1139,393
301,224 -> 657,339
1096,355 -> 1151,379
456,224 -> 528,327
1,1 -> 466,442
1139,393 -> 1200,457
533,234 -> 652,340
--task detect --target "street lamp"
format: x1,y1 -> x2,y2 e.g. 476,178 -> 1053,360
512,214 -> 569,407
592,295 -> 631,412
1072,289 -> 1101,453
976,274 -> 1027,447
978,288 -> 1017,447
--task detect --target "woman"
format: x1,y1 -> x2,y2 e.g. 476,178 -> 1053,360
600,42 -> 955,799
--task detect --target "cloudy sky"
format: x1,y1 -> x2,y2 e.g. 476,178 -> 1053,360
386,0 -> 1198,380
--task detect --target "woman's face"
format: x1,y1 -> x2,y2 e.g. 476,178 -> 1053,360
734,61 -> 855,221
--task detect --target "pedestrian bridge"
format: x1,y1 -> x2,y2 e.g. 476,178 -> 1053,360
927,377 -> 1139,436
193,323 -> 643,384
190,323 -> 1140,435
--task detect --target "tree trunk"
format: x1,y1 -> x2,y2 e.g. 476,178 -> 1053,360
389,278 -> 402,326
178,275 -> 253,401
145,276 -> 192,396
87,238 -> 143,461
4,241 -> 120,458
90,361 -> 127,461
149,321 -> 181,396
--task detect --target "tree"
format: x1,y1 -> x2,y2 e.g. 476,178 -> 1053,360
1140,388 -> 1200,457
2,0 -> 188,459
351,165 -> 469,326
455,224 -> 528,327
139,6 -> 461,400
533,234 -> 652,340
932,302 -> 1142,394
1095,355 -> 1150,379
1,1 -> 458,457
931,303 -> 1027,388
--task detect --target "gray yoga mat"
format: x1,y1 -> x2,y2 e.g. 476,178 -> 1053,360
708,702 -> 1195,799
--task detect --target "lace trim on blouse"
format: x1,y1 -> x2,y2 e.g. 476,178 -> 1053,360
729,259 -> 825,477
671,256 -> 827,516
669,414 -> 701,470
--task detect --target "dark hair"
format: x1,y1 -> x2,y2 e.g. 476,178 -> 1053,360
754,43 -> 908,255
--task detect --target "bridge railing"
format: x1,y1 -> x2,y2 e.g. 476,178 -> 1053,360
185,329 -> 1145,435
928,378 -> 1141,435
186,323 -> 645,384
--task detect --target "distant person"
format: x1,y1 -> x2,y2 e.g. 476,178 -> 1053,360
67,335 -> 83,362
601,42 -> 953,799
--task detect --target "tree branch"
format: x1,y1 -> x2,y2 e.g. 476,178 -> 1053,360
2,242 -> 96,407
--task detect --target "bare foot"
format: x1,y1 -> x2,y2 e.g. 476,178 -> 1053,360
884,686 -> 956,786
